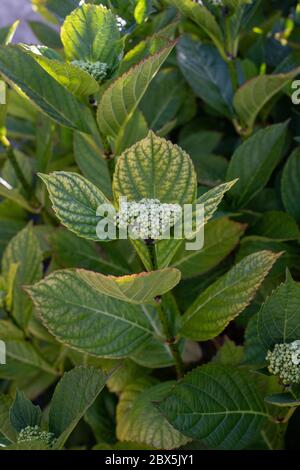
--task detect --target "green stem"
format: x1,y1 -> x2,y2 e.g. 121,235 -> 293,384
146,241 -> 184,379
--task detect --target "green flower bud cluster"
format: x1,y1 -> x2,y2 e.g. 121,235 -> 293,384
266,341 -> 300,385
115,198 -> 182,241
18,426 -> 56,448
71,60 -> 108,82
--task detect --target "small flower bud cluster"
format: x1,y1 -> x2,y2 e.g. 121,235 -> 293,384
193,0 -> 224,6
18,426 -> 56,447
71,60 -> 108,82
266,341 -> 300,385
115,198 -> 182,241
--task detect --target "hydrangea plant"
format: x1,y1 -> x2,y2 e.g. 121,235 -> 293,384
0,0 -> 300,452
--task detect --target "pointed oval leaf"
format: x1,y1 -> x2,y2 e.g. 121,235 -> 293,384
49,367 -> 109,448
61,4 -> 121,67
77,268 -> 181,304
226,122 -> 288,208
97,42 -> 176,148
180,251 -> 281,341
0,46 -> 94,132
39,172 -> 112,241
10,390 -> 42,433
234,69 -> 300,133
26,270 -> 171,361
158,364 -> 269,450
117,379 -> 189,449
113,131 -> 197,205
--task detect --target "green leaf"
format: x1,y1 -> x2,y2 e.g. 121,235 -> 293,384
140,68 -> 188,133
39,171 -> 113,241
3,441 -> 49,450
113,131 -> 197,205
28,21 -> 62,49
73,132 -> 112,198
32,0 -> 78,22
0,394 -> 16,442
150,180 -> 238,270
0,321 -> 24,341
226,122 -> 288,208
0,340 -> 57,380
26,270 -> 172,361
2,224 -> 43,330
0,21 -> 19,46
115,109 -> 148,156
158,364 -> 269,450
61,4 -> 122,69
117,379 -> 189,449
97,42 -> 176,152
172,218 -> 245,278
77,268 -> 181,304
10,390 -> 42,433
49,367 -> 109,448
264,392 -> 300,408
249,211 -> 300,241
234,68 -> 300,134
0,45 -> 94,132
31,55 -> 100,97
166,0 -> 224,57
255,274 -> 300,354
177,37 -> 233,118
281,147 -> 300,224
0,182 -> 38,213
180,251 -> 281,341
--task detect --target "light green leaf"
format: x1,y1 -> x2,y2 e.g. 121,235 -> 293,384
27,270 -> 172,361
77,268 -> 181,304
180,251 -> 281,341
226,122 -> 288,208
117,379 -> 189,449
158,364 -> 269,450
49,367 -> 109,448
73,132 -> 112,198
0,45 -> 94,132
151,180 -> 238,270
31,56 -> 100,97
2,224 -> 43,330
0,21 -> 19,45
61,4 -> 122,69
39,171 -> 113,241
172,218 -> 245,278
234,68 -> 300,134
166,0 -> 225,57
97,42 -> 176,151
256,274 -> 300,353
116,109 -> 148,155
10,390 -> 42,433
281,147 -> 300,224
0,321 -> 24,341
134,0 -> 150,24
113,131 -> 197,205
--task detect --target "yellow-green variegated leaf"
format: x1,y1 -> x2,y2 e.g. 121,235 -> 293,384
39,172 -> 113,241
97,43 -> 176,151
61,4 -> 121,68
0,45 -> 95,133
144,180 -> 238,271
166,0 -> 225,57
113,131 -> 197,205
26,270 -> 174,365
117,379 -> 190,449
77,268 -> 181,304
234,68 -> 300,134
180,251 -> 281,341
31,56 -> 100,97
